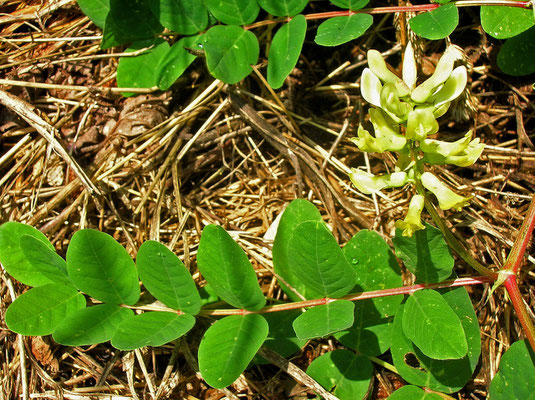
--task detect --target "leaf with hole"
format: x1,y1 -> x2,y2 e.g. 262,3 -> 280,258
389,385 -> 445,400
205,0 -> 260,25
273,199 -> 324,300
198,314 -> 269,388
136,240 -> 200,314
147,0 -> 208,34
409,4 -> 459,40
391,286 -> 481,393
293,300 -> 355,340
489,339 -> 535,399
197,225 -> 265,310
53,304 -> 133,346
497,26 -> 535,76
66,229 -> 140,305
19,235 -> 70,284
5,283 -> 85,336
267,14 -> 306,89
202,25 -> 259,84
307,349 -> 373,400
257,0 -> 308,16
315,14 -> 373,46
101,0 -> 163,48
393,222 -> 453,283
288,220 -> 356,298
402,290 -> 467,360
481,6 -> 534,39
76,0 -> 110,29
111,312 -> 195,350
0,222 -> 57,287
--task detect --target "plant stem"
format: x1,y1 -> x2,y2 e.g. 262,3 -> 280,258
504,275 -> 535,351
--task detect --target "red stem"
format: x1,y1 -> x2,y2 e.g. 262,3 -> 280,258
505,275 -> 535,351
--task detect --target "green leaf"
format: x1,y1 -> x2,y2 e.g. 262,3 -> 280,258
252,310 -> 306,364
147,0 -> 208,34
391,286 -> 481,393
273,199 -> 324,300
5,283 -> 85,336
0,222 -> 56,287
101,0 -> 163,48
497,26 -> 535,76
197,225 -> 265,310
393,222 -> 454,283
343,230 -> 403,316
198,314 -> 269,388
111,312 -> 195,350
409,4 -> 459,40
66,229 -> 140,305
19,235 -> 70,284
77,0 -> 110,29
402,290 -> 468,360
489,340 -> 535,400
288,221 -> 356,298
203,25 -> 259,84
53,304 -> 133,346
205,0 -> 260,25
315,14 -> 373,46
257,0 -> 308,16
330,0 -> 369,10
267,14 -> 307,89
333,299 -> 394,357
136,240 -> 201,314
293,300 -> 355,340
481,6 -> 534,39
389,385 -> 445,400
117,36 -> 200,95
307,349 -> 373,400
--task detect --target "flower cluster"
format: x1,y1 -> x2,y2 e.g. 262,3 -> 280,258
350,43 -> 484,237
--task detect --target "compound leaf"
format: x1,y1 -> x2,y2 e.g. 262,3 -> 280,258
77,0 -> 110,29
489,339 -> 535,400
481,6 -> 534,39
307,349 -> 373,400
258,0 -> 308,16
5,283 -> 85,336
293,300 -> 354,340
20,235 -> 70,284
53,304 -> 133,346
66,229 -> 140,305
315,14 -> 373,46
147,0 -> 208,34
273,199 -> 324,300
288,221 -> 356,298
205,0 -> 259,25
198,314 -> 269,388
111,312 -> 195,350
497,26 -> 535,76
137,240 -> 201,314
389,385 -> 445,400
203,25 -> 259,84
0,222 -> 57,287
197,225 -> 265,310
267,14 -> 306,89
393,222 -> 453,283
402,290 -> 467,360
391,286 -> 481,393
409,4 -> 459,40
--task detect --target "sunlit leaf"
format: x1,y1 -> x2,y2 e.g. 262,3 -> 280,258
205,0 -> 260,25
257,0 -> 308,16
198,314 -> 268,388
330,0 -> 369,9
293,300 -> 354,340
111,312 -> 195,350
66,229 -> 140,305
409,4 -> 459,40
77,0 -> 110,29
147,0 -> 208,34
5,283 -> 85,336
481,6 -> 534,39
20,235 -> 70,284
53,304 -> 133,346
315,14 -> 373,46
267,14 -> 306,89
389,385 -> 445,400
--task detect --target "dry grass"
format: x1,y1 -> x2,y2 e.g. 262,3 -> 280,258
1,1 -> 534,399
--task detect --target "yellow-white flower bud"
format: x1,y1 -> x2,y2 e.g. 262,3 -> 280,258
395,194 -> 425,237
349,169 -> 408,194
421,172 -> 471,211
